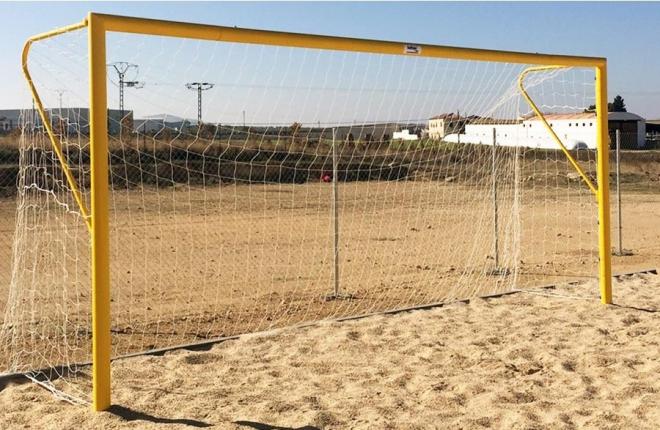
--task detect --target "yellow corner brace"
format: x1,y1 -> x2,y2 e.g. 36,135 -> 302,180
22,19 -> 92,231
518,66 -> 598,196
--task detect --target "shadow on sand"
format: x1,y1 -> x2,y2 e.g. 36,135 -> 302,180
109,405 -> 212,428
611,303 -> 658,313
234,421 -> 320,430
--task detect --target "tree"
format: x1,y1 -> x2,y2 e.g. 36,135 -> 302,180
289,122 -> 302,136
584,94 -> 627,113
611,95 -> 627,112
199,123 -> 217,139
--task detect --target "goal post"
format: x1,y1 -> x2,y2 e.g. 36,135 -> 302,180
595,65 -> 613,305
517,64 -> 612,307
16,12 -> 612,411
88,14 -> 111,412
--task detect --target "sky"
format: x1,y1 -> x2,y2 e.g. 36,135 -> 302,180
1,1 -> 660,122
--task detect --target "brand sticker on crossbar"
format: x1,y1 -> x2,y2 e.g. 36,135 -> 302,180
404,44 -> 421,55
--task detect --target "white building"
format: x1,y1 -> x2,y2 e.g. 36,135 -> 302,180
428,113 -> 461,140
392,129 -> 419,141
443,112 -> 646,149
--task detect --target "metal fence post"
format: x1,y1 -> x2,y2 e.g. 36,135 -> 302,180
616,129 -> 622,255
332,127 -> 340,298
612,129 -> 632,257
492,128 -> 499,270
325,127 -> 354,301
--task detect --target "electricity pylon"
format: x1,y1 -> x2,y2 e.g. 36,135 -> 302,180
52,89 -> 67,137
185,82 -> 214,124
108,62 -> 144,119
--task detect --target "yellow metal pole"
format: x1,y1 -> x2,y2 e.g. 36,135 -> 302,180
89,13 -> 112,411
21,21 -> 92,231
97,13 -> 605,68
595,64 -> 613,304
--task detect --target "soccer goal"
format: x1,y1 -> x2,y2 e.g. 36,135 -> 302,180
1,13 -> 611,410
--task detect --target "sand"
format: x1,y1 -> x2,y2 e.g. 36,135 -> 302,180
1,272 -> 658,429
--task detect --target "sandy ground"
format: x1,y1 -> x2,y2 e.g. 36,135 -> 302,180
0,272 -> 658,429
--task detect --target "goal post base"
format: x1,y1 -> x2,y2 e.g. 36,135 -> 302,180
612,249 -> 634,257
324,293 -> 356,302
487,267 -> 511,277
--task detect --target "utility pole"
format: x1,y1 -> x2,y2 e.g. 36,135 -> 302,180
185,82 -> 214,125
31,98 -> 36,132
53,89 -> 65,114
53,89 -> 66,137
108,62 -> 143,119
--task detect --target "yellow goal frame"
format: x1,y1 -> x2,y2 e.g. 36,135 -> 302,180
22,12 -> 612,411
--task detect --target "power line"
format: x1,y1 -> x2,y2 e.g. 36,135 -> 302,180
185,82 -> 214,124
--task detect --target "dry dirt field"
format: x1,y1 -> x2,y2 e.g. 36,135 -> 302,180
1,176 -> 659,369
0,272 -> 658,429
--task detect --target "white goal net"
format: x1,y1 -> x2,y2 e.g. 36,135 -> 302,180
0,26 -> 599,402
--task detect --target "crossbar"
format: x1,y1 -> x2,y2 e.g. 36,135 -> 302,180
95,13 -> 606,67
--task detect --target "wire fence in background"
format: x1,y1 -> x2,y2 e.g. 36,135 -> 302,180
609,130 -> 660,259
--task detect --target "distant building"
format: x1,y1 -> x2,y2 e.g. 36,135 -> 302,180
0,116 -> 11,133
646,119 -> 660,135
607,112 -> 647,148
428,113 -> 463,140
392,129 -> 419,141
0,109 -> 22,133
0,108 -> 131,136
443,112 -> 646,149
134,114 -> 194,135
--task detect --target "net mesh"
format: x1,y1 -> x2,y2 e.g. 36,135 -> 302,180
1,27 -> 599,402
